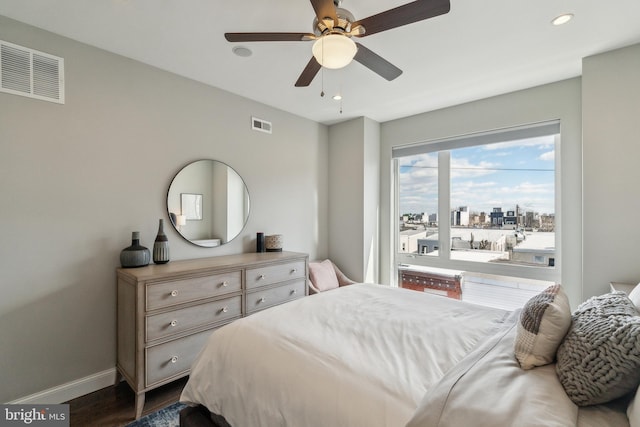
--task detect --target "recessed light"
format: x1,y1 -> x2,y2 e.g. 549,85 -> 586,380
551,13 -> 573,26
232,46 -> 252,57
333,94 -> 342,101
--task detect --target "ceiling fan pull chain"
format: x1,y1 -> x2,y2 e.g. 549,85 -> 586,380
320,39 -> 325,97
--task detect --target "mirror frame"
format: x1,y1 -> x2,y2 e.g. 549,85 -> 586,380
166,159 -> 250,247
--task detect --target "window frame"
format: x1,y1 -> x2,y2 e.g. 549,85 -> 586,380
393,121 -> 561,284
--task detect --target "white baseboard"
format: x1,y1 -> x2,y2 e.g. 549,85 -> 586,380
8,368 -> 119,404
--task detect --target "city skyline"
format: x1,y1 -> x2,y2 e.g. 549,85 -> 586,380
399,135 -> 556,217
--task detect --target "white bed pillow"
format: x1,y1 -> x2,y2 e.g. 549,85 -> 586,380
514,284 -> 571,370
309,259 -> 339,292
628,284 -> 640,311
629,388 -> 640,427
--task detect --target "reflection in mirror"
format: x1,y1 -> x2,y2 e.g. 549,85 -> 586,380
167,160 -> 250,247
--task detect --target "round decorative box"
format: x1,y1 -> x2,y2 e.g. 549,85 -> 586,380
265,234 -> 283,252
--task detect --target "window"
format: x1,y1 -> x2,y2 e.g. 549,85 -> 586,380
393,122 -> 560,307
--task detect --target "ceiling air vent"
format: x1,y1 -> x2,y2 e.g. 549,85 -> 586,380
251,116 -> 272,134
0,40 -> 65,104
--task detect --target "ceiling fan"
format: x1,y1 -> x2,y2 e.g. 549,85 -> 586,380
224,0 -> 450,87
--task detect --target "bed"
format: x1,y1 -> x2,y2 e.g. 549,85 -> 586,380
179,283 -> 636,427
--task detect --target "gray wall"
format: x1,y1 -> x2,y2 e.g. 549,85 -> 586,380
328,119 -> 364,280
0,16 -> 328,403
583,43 -> 640,298
327,117 -> 380,283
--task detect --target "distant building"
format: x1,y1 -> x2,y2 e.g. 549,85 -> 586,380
428,213 -> 438,225
525,211 -> 536,229
399,229 -> 428,253
504,210 -> 517,226
479,212 -> 489,225
540,214 -> 555,232
511,233 -> 556,266
417,234 -> 439,254
451,236 -> 471,250
451,206 -> 470,226
490,207 -> 504,227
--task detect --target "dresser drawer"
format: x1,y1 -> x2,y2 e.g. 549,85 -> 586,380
246,261 -> 305,289
146,271 -> 242,311
145,295 -> 242,342
145,328 -> 213,387
246,279 -> 306,314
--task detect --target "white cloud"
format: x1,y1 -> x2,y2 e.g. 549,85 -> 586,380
539,150 -> 555,161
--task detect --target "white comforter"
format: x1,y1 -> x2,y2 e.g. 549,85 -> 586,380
406,311 -> 630,427
180,284 -> 511,427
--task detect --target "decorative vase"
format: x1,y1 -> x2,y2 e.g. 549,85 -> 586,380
153,219 -> 170,264
120,231 -> 151,268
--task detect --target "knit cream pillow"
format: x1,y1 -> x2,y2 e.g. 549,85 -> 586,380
514,284 -> 571,370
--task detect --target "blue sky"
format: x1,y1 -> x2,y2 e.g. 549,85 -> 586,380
399,135 -> 556,217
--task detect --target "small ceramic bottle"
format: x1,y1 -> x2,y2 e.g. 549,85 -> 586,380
153,219 -> 170,264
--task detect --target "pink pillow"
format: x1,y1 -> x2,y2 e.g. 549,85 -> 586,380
309,260 -> 339,292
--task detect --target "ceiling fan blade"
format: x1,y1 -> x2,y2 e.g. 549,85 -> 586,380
309,0 -> 338,26
352,0 -> 450,37
295,57 -> 322,87
354,43 -> 402,81
225,33 -> 314,42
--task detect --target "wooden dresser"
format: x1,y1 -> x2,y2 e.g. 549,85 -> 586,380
116,251 -> 308,419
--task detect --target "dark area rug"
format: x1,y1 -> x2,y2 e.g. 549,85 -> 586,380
126,402 -> 186,427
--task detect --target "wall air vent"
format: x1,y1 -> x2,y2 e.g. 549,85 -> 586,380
0,40 -> 65,104
251,116 -> 272,134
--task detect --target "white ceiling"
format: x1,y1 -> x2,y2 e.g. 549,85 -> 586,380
1,0 -> 640,125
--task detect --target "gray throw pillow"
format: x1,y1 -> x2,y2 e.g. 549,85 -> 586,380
514,284 -> 571,370
556,292 -> 640,406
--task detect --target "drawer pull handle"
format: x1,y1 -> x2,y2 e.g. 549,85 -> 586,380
170,290 -> 178,297
170,356 -> 178,364
222,307 -> 228,313
259,274 -> 265,280
291,289 -> 297,295
170,320 -> 178,327
291,268 -> 297,273
259,297 -> 266,303
221,281 -> 228,287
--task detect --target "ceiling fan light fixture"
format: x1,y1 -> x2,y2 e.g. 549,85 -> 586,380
312,34 -> 357,69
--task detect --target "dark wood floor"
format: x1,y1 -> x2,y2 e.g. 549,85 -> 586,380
65,377 -> 187,427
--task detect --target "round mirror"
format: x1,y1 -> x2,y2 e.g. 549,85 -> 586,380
167,160 -> 250,247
